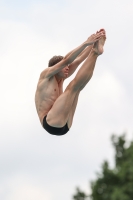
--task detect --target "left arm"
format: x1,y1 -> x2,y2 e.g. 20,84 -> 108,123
66,45 -> 93,78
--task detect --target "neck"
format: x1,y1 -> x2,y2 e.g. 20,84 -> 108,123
55,75 -> 63,83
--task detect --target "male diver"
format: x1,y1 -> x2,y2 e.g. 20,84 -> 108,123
35,29 -> 106,136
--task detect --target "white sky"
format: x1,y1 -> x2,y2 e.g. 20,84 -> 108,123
0,0 -> 133,200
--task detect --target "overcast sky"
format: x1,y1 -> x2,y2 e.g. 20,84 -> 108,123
0,0 -> 133,200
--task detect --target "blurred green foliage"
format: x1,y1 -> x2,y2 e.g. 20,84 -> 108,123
72,134 -> 133,200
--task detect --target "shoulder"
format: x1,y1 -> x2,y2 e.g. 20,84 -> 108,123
37,68 -> 51,89
40,65 -> 59,79
37,69 -> 55,91
40,68 -> 50,79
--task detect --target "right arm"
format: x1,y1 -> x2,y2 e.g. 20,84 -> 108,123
43,33 -> 103,78
65,45 -> 93,78
44,42 -> 88,78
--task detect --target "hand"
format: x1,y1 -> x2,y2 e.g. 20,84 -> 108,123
86,31 -> 105,45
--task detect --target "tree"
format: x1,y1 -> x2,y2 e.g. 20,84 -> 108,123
72,134 -> 133,200
72,187 -> 89,200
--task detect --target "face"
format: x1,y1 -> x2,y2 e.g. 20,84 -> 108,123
58,65 -> 69,78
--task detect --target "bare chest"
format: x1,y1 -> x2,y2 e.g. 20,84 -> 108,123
35,77 -> 63,121
44,77 -> 63,100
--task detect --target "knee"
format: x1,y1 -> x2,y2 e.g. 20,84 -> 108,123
66,79 -> 80,92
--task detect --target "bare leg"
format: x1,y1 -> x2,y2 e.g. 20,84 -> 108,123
73,49 -> 98,89
46,36 -> 106,128
67,92 -> 80,128
46,86 -> 78,127
46,50 -> 98,128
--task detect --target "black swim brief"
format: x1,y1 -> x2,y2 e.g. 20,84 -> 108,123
43,116 -> 69,136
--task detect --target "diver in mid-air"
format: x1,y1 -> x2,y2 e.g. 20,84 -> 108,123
35,29 -> 106,136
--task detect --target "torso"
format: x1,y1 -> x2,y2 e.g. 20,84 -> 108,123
35,71 -> 64,125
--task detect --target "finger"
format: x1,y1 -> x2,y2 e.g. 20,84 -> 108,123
95,35 -> 102,40
95,38 -> 100,42
98,31 -> 105,35
95,32 -> 105,38
96,32 -> 104,37
95,35 -> 105,41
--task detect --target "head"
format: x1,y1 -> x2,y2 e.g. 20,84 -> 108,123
48,55 -> 64,67
48,55 -> 69,79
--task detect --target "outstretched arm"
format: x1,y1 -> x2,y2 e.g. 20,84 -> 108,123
44,32 -> 104,78
66,29 -> 106,78
66,45 -> 93,78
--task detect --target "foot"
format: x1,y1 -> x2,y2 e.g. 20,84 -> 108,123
93,29 -> 106,55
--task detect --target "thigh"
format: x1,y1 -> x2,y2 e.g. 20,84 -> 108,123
46,82 -> 78,127
67,91 -> 80,129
